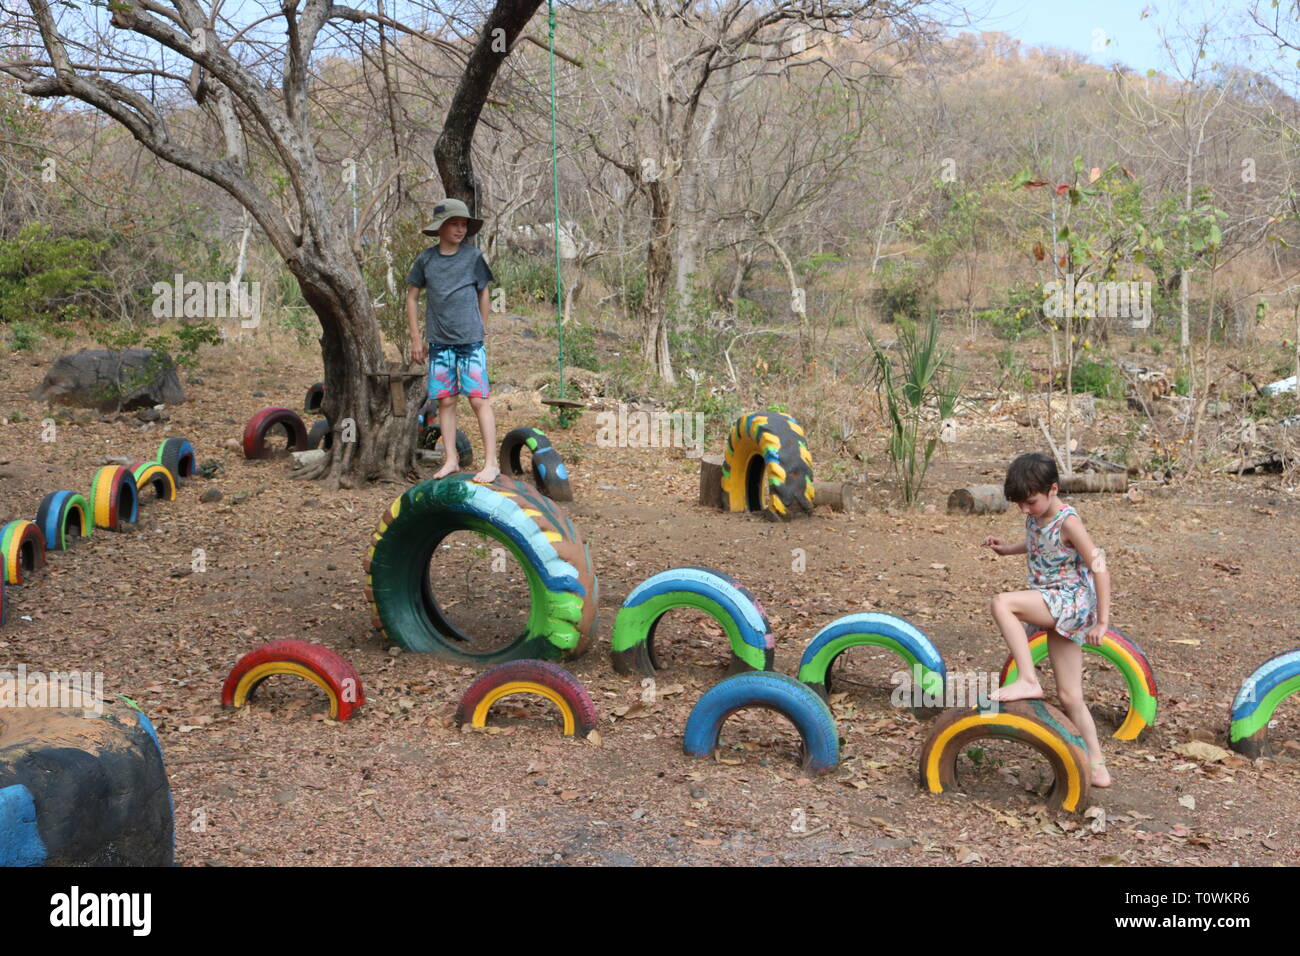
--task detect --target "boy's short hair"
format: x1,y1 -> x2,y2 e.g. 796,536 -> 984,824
1004,452 -> 1058,501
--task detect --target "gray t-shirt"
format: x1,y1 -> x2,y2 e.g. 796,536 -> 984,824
407,244 -> 494,345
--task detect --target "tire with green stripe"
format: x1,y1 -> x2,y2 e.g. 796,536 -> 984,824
1230,648 -> 1300,758
500,426 -> 572,502
130,461 -> 177,501
720,411 -> 814,519
156,438 -> 196,486
364,474 -> 597,664
1,521 -> 46,586
35,491 -> 91,550
89,466 -> 139,531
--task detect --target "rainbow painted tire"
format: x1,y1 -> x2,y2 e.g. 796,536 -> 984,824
797,612 -> 948,714
156,437 -> 196,486
89,466 -> 139,531
454,659 -> 598,736
242,407 -> 309,459
611,567 -> 773,675
365,474 -> 598,663
221,640 -> 365,721
34,491 -> 91,550
720,411 -> 814,519
1000,627 -> 1157,740
683,672 -> 840,774
0,697 -> 174,866
500,427 -> 572,501
919,699 -> 1091,813
305,381 -> 325,414
1,521 -> 46,586
130,461 -> 177,501
1230,649 -> 1300,758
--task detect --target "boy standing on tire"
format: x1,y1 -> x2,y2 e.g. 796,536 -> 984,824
406,199 -> 501,483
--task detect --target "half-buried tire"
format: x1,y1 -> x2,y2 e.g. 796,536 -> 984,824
683,672 -> 840,773
307,419 -> 334,452
454,659 -> 598,736
35,491 -> 92,551
305,381 -> 325,414
156,438 -> 196,486
500,426 -> 572,501
0,696 -> 174,866
417,405 -> 473,466
130,461 -> 177,502
89,466 -> 139,532
1229,648 -> 1300,759
720,411 -> 814,519
1,520 -> 46,586
222,639 -> 365,721
243,407 -> 309,459
365,474 -> 598,664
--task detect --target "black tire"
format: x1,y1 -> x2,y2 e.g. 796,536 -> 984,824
305,381 -> 325,414
156,438 -> 197,486
500,426 -> 573,501
307,419 -> 334,451
0,697 -> 174,865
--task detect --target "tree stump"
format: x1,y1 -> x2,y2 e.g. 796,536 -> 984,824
699,455 -> 724,509
947,485 -> 1008,515
813,481 -> 860,513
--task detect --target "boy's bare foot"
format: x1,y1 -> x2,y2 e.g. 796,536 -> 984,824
432,459 -> 459,480
472,463 -> 500,484
1091,762 -> 1112,788
988,677 -> 1044,702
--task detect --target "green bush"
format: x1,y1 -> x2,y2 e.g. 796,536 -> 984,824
1071,358 -> 1124,399
0,224 -> 112,324
547,319 -> 600,372
5,321 -> 41,351
493,253 -> 556,307
870,260 -> 936,324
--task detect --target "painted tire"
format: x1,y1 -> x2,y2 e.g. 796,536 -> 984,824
156,437 -> 196,486
0,697 -> 174,866
454,659 -> 598,736
305,381 -> 325,413
720,411 -> 814,519
35,491 -> 91,551
500,426 -> 572,502
307,419 -> 334,451
129,461 -> 177,502
1000,627 -> 1157,740
365,474 -> 598,663
89,465 -> 139,531
243,407 -> 310,459
797,612 -> 947,715
221,639 -> 365,721
417,415 -> 474,467
610,567 -> 773,675
683,672 -> 840,774
1229,648 -> 1300,758
918,699 -> 1091,813
1,521 -> 46,586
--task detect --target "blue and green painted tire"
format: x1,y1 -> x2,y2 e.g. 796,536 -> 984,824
34,490 -> 91,550
364,474 -> 597,663
611,566 -> 773,675
1230,648 -> 1300,758
500,426 -> 572,502
683,672 -> 840,774
720,411 -> 814,519
156,437 -> 196,486
797,612 -> 947,713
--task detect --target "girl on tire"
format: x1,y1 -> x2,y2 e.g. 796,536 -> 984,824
982,452 -> 1112,788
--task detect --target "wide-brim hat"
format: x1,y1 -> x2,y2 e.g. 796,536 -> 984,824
422,198 -> 484,237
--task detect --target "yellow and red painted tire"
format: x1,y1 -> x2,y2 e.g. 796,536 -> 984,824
89,466 -> 139,532
918,699 -> 1091,813
1,520 -> 47,586
221,639 -> 365,721
130,461 -> 177,502
453,659 -> 598,736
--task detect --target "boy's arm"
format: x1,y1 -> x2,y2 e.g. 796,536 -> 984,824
406,286 -> 425,362
1063,515 -> 1109,625
479,285 -> 490,336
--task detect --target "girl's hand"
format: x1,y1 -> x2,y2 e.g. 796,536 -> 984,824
1085,622 -> 1108,646
983,536 -> 1012,556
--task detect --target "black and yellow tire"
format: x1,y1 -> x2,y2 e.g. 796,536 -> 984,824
720,411 -> 814,519
89,466 -> 139,532
919,699 -> 1092,813
1,521 -> 46,586
0,697 -> 174,866
364,474 -> 598,664
130,461 -> 177,502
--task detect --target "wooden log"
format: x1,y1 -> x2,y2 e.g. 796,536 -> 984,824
947,485 -> 1007,515
1059,473 -> 1128,494
813,481 -> 860,512
699,455 -> 724,509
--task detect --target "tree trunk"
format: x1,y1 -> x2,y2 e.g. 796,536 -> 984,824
642,180 -> 675,382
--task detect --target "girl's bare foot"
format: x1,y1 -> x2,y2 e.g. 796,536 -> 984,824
1091,762 -> 1111,788
432,459 -> 459,480
988,677 -> 1044,702
472,463 -> 500,484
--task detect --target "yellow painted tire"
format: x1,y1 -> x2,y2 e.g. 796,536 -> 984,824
453,659 -> 598,736
720,411 -> 814,519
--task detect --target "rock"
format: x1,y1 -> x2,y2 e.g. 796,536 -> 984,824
136,408 -> 161,422
291,450 -> 328,468
196,461 -> 221,479
688,786 -> 708,800
30,349 -> 185,412
252,390 -> 265,398
231,492 -> 251,504
224,438 -> 241,451
199,488 -> 223,503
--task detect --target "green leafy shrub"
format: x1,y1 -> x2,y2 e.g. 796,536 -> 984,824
1071,358 -> 1124,399
870,260 -> 937,324
0,224 -> 111,324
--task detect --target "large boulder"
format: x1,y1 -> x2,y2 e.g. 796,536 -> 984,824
30,349 -> 185,412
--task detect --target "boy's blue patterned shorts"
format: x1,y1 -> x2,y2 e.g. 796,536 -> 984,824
429,342 -> 489,400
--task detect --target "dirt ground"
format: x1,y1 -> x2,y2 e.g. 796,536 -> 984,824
2,325 -> 1299,867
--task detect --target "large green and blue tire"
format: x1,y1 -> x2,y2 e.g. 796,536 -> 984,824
500,426 -> 572,502
364,474 -> 598,664
797,612 -> 947,715
0,698 -> 174,866
611,566 -> 773,675
1230,648 -> 1300,758
683,672 -> 840,774
35,491 -> 92,551
720,411 -> 814,519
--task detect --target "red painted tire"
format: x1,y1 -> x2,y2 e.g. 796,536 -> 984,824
242,407 -> 310,459
221,639 -> 365,721
454,659 -> 598,736
1,520 -> 47,586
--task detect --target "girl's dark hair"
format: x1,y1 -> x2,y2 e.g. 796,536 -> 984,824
1004,452 -> 1058,501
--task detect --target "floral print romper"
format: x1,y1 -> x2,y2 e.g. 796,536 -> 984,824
1025,505 -> 1097,645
